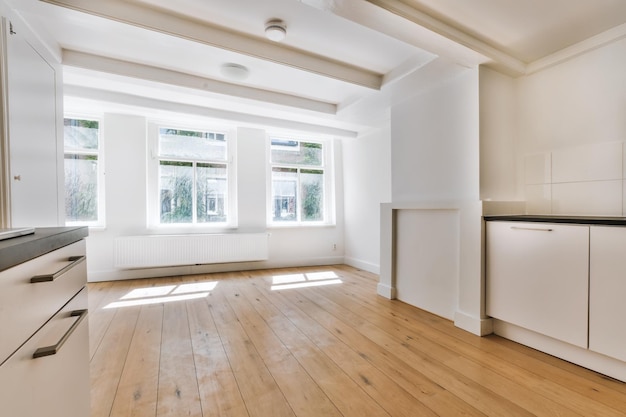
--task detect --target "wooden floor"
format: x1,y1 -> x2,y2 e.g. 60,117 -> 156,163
88,265 -> 626,417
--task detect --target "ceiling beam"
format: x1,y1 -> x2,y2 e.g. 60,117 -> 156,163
63,50 -> 337,114
40,0 -> 383,90
364,0 -> 527,76
64,85 -> 359,138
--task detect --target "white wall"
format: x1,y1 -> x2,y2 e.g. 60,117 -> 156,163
379,68 -> 486,333
391,69 -> 480,202
479,38 -> 626,214
341,125 -> 391,274
479,66 -> 518,202
518,39 -> 626,154
86,112 -> 344,282
516,38 -> 626,215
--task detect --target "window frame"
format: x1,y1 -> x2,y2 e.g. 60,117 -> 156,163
267,134 -> 335,227
147,122 -> 237,230
63,115 -> 105,228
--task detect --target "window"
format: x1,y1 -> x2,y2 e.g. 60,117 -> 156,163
64,117 -> 104,226
269,136 -> 332,225
156,127 -> 230,225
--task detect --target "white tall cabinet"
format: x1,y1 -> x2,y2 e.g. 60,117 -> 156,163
0,14 -> 64,228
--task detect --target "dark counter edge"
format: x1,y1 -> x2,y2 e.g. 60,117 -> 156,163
484,214 -> 626,226
0,227 -> 89,272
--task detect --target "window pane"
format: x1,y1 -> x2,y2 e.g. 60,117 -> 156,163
64,119 -> 99,152
301,169 -> 324,221
159,161 -> 193,223
271,139 -> 322,166
272,167 -> 297,221
196,163 -> 227,223
64,155 -> 98,222
159,128 -> 226,160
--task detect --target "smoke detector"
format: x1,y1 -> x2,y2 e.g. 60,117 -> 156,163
265,19 -> 286,42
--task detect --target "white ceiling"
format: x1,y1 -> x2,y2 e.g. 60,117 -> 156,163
8,0 -> 626,135
399,0 -> 626,63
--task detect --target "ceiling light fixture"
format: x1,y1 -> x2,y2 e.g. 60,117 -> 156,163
265,19 -> 286,42
220,63 -> 249,80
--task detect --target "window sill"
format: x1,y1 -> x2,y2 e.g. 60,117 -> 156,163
267,223 -> 336,230
147,224 -> 239,234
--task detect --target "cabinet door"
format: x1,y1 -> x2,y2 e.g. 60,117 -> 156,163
486,221 -> 589,348
0,240 -> 86,364
0,288 -> 89,417
589,226 -> 626,362
5,20 -> 60,227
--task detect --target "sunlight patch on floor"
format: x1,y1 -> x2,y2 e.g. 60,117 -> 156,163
270,271 -> 342,291
104,281 -> 218,309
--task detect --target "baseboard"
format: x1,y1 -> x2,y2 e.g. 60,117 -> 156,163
343,256 -> 380,274
377,282 -> 396,299
87,256 -> 346,282
454,311 -> 494,336
494,319 -> 626,383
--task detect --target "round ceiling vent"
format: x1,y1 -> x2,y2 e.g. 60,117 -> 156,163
220,63 -> 249,80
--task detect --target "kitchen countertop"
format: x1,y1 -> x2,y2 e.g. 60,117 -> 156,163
483,214 -> 626,226
0,227 -> 89,272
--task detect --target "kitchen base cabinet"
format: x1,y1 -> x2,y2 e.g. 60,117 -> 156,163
0,227 -> 90,417
486,221 -> 589,348
589,226 -> 626,362
485,215 -> 626,383
0,288 -> 89,417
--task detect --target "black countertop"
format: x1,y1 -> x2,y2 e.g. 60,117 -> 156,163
483,214 -> 626,226
0,227 -> 89,272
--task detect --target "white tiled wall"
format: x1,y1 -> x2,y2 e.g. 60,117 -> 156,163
524,142 -> 625,216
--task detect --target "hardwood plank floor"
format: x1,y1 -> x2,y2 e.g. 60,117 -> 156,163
88,265 -> 626,417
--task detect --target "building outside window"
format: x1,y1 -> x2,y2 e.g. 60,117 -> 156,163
157,127 -> 229,225
64,117 -> 104,227
269,136 -> 332,225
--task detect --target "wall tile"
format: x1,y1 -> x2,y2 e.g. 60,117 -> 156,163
524,152 -> 551,185
623,180 -> 626,216
623,143 -> 626,180
552,142 -> 622,183
525,184 -> 552,214
552,180 -> 622,216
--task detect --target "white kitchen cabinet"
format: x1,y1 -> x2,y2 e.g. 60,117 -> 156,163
589,226 -> 626,362
486,221 -> 589,348
0,288 -> 89,417
0,227 -> 90,417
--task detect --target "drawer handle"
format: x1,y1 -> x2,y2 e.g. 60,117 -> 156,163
510,226 -> 553,232
33,309 -> 88,359
30,256 -> 86,283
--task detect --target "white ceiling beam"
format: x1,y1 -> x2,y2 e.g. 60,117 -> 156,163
64,85 -> 359,138
62,50 -> 337,114
364,0 -> 527,76
40,0 -> 383,90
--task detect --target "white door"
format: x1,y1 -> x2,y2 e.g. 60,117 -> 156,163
6,20 -> 60,227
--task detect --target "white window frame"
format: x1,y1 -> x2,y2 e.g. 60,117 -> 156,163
63,115 -> 105,228
267,134 -> 335,227
147,122 -> 237,230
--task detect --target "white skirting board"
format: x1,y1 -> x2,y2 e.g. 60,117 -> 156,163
493,319 -> 626,383
114,233 -> 269,269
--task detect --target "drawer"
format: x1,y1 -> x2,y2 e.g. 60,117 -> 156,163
0,239 -> 86,365
0,287 -> 90,417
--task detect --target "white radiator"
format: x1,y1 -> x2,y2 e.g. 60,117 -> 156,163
114,233 -> 269,268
